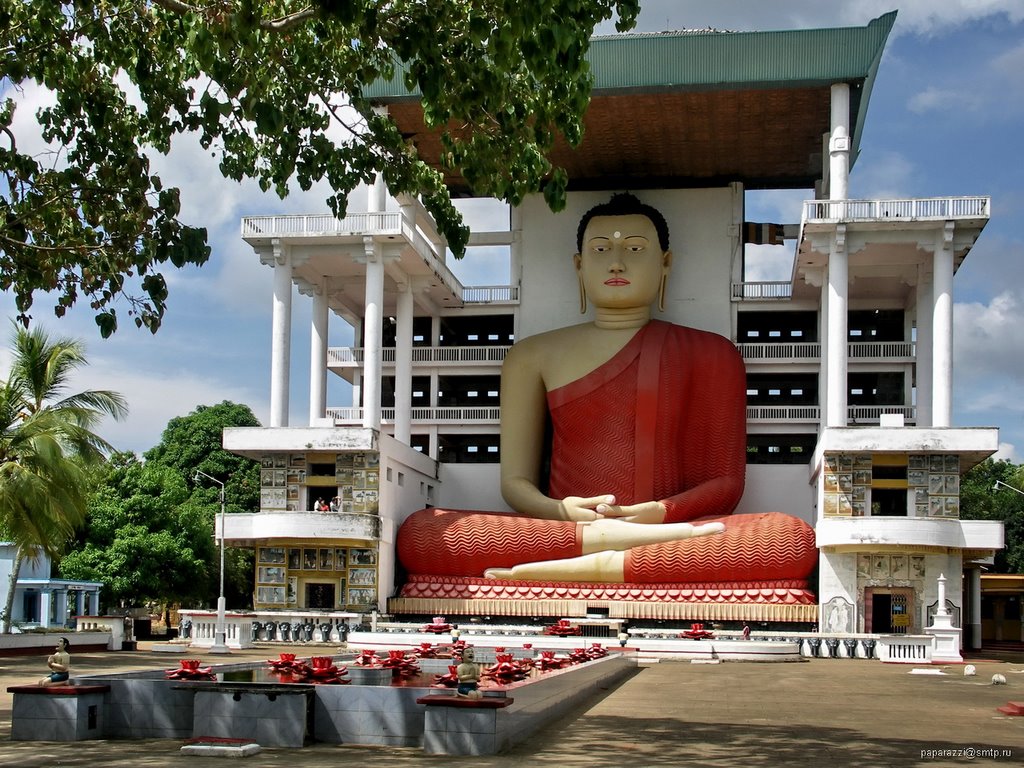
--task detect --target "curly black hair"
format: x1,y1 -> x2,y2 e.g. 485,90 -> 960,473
576,193 -> 670,253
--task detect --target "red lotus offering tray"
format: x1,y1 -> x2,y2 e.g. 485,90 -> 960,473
421,616 -> 452,634
681,622 -> 715,640
165,659 -> 216,681
542,619 -> 581,637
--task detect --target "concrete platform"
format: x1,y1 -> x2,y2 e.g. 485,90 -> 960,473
1,641 -> 1021,766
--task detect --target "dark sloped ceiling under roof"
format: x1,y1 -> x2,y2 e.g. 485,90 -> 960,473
369,12 -> 896,195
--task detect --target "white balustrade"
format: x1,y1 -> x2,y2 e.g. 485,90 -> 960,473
803,196 -> 990,222
328,345 -> 510,366
875,634 -> 934,663
327,406 -> 501,424
178,611 -> 257,650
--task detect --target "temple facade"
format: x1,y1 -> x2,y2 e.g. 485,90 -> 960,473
223,12 -> 1004,645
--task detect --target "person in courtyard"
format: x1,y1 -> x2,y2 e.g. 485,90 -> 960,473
38,637 -> 71,686
398,193 -> 817,585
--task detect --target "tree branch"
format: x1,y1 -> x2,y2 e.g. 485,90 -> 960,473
148,0 -> 318,33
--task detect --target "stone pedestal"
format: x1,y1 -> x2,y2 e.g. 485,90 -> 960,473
925,573 -> 962,663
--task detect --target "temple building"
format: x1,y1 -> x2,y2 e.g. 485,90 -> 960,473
222,12 -> 1004,646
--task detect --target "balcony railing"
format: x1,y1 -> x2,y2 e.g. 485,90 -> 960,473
462,285 -> 520,303
849,341 -> 914,359
747,405 -> 821,422
328,345 -> 511,366
848,405 -> 915,424
731,281 -> 793,301
327,406 -> 501,424
803,196 -> 991,223
739,342 -> 821,361
242,212 -> 404,238
738,341 -> 914,362
242,211 -> 464,302
745,405 -> 914,424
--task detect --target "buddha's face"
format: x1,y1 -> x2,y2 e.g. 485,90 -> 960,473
575,214 -> 671,310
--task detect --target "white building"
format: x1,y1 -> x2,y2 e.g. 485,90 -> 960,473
0,544 -> 102,629
223,12 -> 1003,645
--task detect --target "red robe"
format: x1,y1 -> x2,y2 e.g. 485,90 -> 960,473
397,321 -> 817,582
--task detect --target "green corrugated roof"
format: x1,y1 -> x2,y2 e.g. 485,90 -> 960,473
363,12 -> 896,98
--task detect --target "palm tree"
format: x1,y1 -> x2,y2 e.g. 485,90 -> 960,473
0,326 -> 126,632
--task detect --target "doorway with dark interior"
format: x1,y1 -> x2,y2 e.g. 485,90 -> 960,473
306,582 -> 335,610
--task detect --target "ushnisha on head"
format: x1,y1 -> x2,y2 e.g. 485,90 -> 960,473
574,193 -> 673,314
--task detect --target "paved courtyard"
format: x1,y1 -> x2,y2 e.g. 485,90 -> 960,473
1,642 -> 1021,767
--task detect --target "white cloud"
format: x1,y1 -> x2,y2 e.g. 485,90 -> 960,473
743,245 -> 793,283
993,442 -> 1019,462
71,353 -> 268,455
850,151 -> 917,199
951,293 -> 1024,459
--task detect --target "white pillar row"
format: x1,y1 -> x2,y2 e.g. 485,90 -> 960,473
270,241 -> 292,428
968,566 -> 983,650
825,226 -> 848,427
393,277 -> 414,444
829,83 -> 851,201
932,223 -> 955,427
362,237 -> 385,430
915,266 -> 934,427
309,281 -> 329,425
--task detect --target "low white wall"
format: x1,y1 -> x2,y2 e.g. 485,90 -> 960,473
0,631 -> 112,654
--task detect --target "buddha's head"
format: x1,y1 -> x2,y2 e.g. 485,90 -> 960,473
574,193 -> 673,313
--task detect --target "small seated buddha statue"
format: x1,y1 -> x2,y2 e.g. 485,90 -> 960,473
397,193 -> 817,591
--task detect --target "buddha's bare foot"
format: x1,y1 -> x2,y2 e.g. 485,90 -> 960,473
483,568 -> 515,579
581,518 -> 724,554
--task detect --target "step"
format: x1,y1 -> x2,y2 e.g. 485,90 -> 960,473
181,736 -> 262,757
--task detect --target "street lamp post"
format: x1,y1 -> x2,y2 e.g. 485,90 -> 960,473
993,479 -> 1024,496
195,470 -> 230,654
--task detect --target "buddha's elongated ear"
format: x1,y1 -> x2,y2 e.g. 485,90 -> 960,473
658,250 -> 673,312
574,253 -> 587,314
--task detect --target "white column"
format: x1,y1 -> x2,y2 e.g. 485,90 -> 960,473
368,173 -> 387,213
393,278 -> 414,444
968,567 -> 983,650
818,271 -> 830,425
54,589 -> 67,627
829,83 -> 850,201
270,242 -> 292,428
825,228 -> 848,427
352,370 -> 362,409
309,283 -> 329,425
932,224 -> 955,427
362,239 -> 384,429
915,267 -> 933,427
39,590 -> 52,628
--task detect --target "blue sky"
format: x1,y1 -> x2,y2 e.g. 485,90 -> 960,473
3,1 -> 1024,461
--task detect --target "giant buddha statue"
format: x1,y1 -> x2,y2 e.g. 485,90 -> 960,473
397,194 -> 817,609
